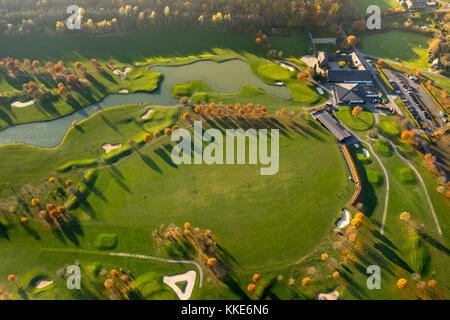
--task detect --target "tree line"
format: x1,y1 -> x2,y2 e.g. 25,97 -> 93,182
0,0 -> 359,36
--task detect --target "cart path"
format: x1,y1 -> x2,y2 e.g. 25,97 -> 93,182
381,137 -> 442,235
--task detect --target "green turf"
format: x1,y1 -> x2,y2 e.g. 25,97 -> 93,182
360,31 -> 430,70
353,0 -> 401,14
0,104 -> 354,299
335,106 -> 375,131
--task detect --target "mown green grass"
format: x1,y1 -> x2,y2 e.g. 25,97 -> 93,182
353,0 -> 401,14
0,104 -> 353,299
0,29 -> 316,130
360,31 -> 430,70
335,106 -> 375,131
0,66 -> 162,130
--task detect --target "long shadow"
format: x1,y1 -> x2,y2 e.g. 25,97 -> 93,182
216,243 -> 240,266
87,184 -> 108,203
38,94 -> 60,115
0,221 -> 9,239
107,165 -> 131,193
22,224 -> 41,240
51,227 -> 66,244
138,152 -> 162,173
99,69 -> 118,84
223,276 -> 250,300
101,114 -> 123,135
259,277 -> 278,300
85,73 -> 107,93
0,108 -> 13,125
372,230 -> 397,250
70,282 -> 100,300
18,288 -> 29,300
80,200 -> 96,219
339,271 -> 370,299
374,242 -> 413,273
65,94 -> 82,111
418,231 -> 450,256
154,145 -> 178,169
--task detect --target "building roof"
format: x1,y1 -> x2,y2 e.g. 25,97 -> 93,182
334,83 -> 366,103
315,111 -> 352,142
328,70 -> 373,83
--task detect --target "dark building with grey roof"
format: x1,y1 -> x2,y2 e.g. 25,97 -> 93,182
327,70 -> 373,84
314,110 -> 352,142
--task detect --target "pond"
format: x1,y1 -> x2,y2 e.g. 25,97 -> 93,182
0,59 -> 291,148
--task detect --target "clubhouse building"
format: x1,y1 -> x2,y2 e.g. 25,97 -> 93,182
318,51 -> 382,105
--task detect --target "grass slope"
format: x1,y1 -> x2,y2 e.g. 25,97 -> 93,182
360,31 -> 430,70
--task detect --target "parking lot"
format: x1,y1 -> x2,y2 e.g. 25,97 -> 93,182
383,68 -> 446,136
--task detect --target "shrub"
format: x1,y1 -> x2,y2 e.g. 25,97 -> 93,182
374,140 -> 393,157
144,134 -> 152,143
367,169 -> 383,187
396,167 -> 417,184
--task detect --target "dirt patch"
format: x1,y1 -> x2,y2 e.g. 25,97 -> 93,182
102,143 -> 122,153
141,109 -> 154,119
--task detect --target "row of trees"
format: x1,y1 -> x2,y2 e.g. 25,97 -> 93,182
0,0 -> 359,36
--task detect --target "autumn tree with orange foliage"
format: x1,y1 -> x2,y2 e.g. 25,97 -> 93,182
352,106 -> 363,118
347,35 -> 357,46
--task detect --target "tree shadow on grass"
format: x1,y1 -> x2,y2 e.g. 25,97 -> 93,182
18,288 -> 29,300
85,180 -> 107,203
135,148 -> 162,173
223,276 -> 250,300
0,221 -> 10,239
373,242 -> 413,273
418,231 -> 450,256
0,108 -> 13,126
339,271 -> 370,300
372,230 -> 397,250
50,227 -> 66,244
22,224 -> 41,240
154,145 -> 178,169
105,165 -> 132,193
99,70 -> 118,84
80,200 -> 97,219
59,216 -> 84,246
101,114 -> 123,136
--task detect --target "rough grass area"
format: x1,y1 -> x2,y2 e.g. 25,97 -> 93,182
360,31 -> 430,70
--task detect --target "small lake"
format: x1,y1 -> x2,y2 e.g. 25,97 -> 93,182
0,59 -> 291,148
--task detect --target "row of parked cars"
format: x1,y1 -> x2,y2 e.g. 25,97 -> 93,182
389,79 -> 431,122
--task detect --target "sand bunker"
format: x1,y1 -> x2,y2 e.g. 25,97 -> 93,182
363,148 -> 370,158
336,208 -> 350,229
141,109 -> 154,119
118,89 -> 129,94
102,143 -> 122,153
162,270 -> 196,300
318,290 -> 339,300
11,99 -> 36,107
113,67 -> 132,80
36,280 -> 53,289
279,62 -> 295,72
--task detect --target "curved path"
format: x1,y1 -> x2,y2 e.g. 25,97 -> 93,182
381,137 -> 442,235
334,117 -> 391,235
42,247 -> 203,288
360,136 -> 390,236
109,252 -> 203,288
